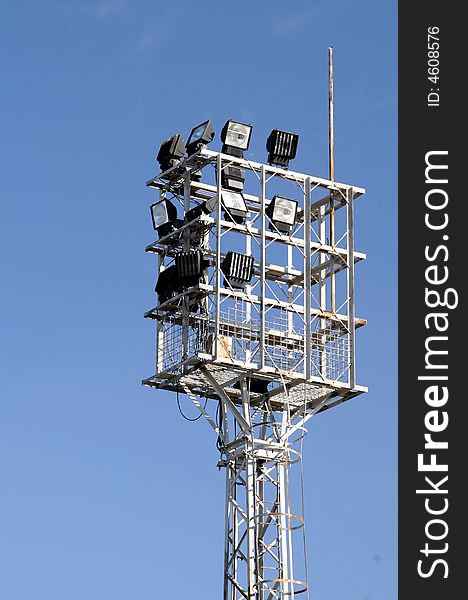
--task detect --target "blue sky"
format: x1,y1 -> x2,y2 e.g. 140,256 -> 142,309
0,1 -> 397,598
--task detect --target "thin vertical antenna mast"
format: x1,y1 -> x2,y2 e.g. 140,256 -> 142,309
329,46 -> 336,313
328,47 -> 335,181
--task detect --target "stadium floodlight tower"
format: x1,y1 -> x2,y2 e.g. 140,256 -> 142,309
143,111 -> 367,598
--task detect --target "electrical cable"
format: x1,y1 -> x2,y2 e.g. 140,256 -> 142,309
216,399 -> 226,453
176,386 -> 207,422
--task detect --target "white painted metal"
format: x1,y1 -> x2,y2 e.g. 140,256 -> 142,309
144,148 -> 367,599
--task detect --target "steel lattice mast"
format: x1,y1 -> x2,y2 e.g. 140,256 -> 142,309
143,146 -> 367,599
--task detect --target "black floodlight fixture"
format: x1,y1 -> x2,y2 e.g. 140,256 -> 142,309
221,251 -> 255,289
156,133 -> 186,174
266,129 -> 299,168
221,190 -> 248,224
186,119 -> 215,156
234,377 -> 269,394
155,265 -> 178,304
185,196 -> 217,223
150,199 -> 183,237
175,250 -> 209,288
265,196 -> 299,233
221,165 -> 245,191
220,120 -> 253,157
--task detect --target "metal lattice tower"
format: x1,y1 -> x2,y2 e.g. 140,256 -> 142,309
143,146 -> 367,599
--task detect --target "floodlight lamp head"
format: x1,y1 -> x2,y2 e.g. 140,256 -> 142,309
221,191 -> 248,224
155,265 -> 179,304
221,251 -> 255,289
186,119 -> 215,155
221,165 -> 245,192
156,133 -> 186,175
155,251 -> 209,306
175,250 -> 209,288
266,129 -> 299,168
150,199 -> 182,237
221,120 -> 253,157
184,196 -> 217,223
265,196 -> 298,233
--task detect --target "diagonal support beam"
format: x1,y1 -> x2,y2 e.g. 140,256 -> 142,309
201,366 -> 251,434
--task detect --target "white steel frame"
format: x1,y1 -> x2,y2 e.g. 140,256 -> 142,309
143,148 -> 367,599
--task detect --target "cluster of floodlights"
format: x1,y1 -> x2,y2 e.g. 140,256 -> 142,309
152,119 -> 300,306
155,249 -> 209,304
154,248 -> 255,305
150,191 -> 298,239
156,119 -> 299,174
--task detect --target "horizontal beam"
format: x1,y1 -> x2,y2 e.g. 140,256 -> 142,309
142,372 -> 369,410
144,285 -> 367,324
147,179 -> 365,225
145,219 -> 367,260
146,150 -> 366,195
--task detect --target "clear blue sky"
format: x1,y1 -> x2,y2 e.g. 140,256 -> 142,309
0,1 -> 397,598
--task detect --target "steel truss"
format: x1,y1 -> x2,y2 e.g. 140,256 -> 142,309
144,149 -> 367,598
220,388 -> 324,599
